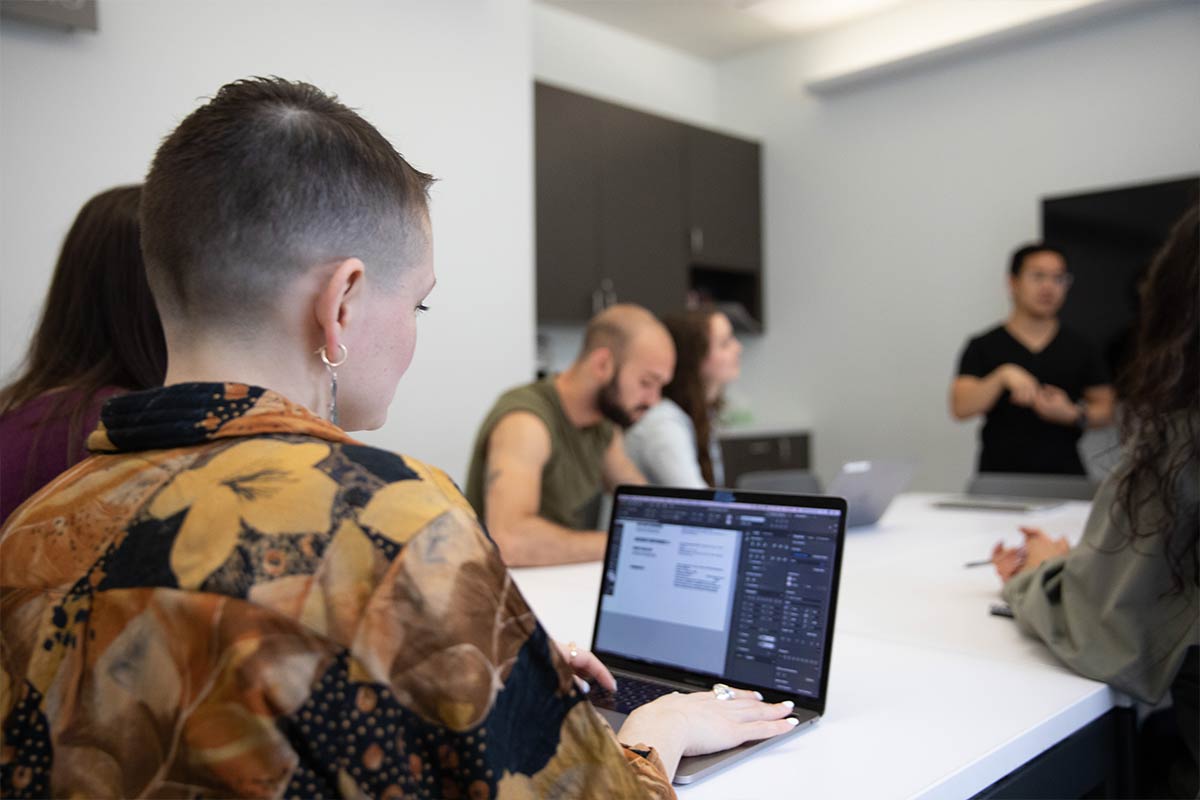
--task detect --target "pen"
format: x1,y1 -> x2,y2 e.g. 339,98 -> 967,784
963,558 -> 993,568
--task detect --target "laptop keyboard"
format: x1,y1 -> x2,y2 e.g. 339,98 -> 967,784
587,675 -> 678,714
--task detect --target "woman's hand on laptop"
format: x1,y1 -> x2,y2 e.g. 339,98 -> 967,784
556,640 -> 616,693
617,688 -> 798,781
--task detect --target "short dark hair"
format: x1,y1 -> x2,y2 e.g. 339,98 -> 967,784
1009,242 -> 1068,277
141,77 -> 434,325
581,317 -> 632,362
579,304 -> 663,363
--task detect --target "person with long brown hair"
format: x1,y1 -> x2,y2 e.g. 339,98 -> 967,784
993,205 -> 1198,798
625,308 -> 742,488
0,185 -> 166,522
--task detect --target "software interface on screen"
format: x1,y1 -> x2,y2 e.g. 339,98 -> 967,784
595,495 -> 841,698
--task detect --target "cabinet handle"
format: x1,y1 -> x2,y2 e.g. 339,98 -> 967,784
600,278 -> 617,309
690,226 -> 704,255
600,278 -> 619,309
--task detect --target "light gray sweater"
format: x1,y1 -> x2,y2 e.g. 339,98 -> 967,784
625,398 -> 725,489
1004,429 -> 1198,706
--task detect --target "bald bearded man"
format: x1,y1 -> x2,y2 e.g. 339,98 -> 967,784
466,305 -> 676,566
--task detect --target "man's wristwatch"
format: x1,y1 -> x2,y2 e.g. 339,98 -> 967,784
1075,400 -> 1089,430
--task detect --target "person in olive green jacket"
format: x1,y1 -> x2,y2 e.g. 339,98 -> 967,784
993,206 -> 1199,799
465,304 -> 675,567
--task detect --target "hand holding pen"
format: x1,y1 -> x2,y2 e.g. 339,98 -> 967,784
964,526 -> 1070,583
961,544 -> 1025,580
989,539 -> 1027,583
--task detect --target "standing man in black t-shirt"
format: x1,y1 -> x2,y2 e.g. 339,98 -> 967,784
951,243 -> 1115,475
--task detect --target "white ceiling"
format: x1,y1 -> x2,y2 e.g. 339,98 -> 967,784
537,0 -> 913,60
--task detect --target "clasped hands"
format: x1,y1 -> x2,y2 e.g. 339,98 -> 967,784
1000,364 -> 1081,426
992,526 -> 1071,584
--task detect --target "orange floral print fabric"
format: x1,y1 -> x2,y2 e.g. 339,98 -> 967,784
0,383 -> 674,799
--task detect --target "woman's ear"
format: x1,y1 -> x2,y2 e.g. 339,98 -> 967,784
314,257 -> 365,357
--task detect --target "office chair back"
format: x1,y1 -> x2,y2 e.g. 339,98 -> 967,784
736,469 -> 823,495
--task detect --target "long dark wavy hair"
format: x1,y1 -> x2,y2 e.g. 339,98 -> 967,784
1111,205 -> 1199,594
662,309 -> 725,487
0,185 -> 167,466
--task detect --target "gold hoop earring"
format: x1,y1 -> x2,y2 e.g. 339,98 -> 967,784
316,344 -> 348,424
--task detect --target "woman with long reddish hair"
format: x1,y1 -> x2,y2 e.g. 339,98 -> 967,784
626,308 -> 742,487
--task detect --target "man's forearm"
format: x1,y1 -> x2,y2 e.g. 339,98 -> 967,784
490,516 -> 608,567
952,371 -> 1005,419
1083,396 -> 1115,429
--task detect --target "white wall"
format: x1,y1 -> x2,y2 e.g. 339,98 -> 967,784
0,0 -> 533,483
533,3 -> 721,130
7,2 -> 1196,493
716,1 -> 1200,490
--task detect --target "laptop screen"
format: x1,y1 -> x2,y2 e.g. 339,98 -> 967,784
593,488 -> 845,702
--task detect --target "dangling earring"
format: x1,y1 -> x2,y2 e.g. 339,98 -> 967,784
316,343 -> 348,425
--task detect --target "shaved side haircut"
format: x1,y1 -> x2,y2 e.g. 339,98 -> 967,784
141,77 -> 434,327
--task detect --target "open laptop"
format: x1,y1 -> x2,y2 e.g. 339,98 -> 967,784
827,459 -> 914,528
588,485 -> 847,784
933,496 -> 1063,513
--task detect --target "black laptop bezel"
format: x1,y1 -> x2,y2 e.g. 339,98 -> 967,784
590,484 -> 847,716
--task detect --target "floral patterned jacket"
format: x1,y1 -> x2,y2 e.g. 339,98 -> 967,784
0,383 -> 672,799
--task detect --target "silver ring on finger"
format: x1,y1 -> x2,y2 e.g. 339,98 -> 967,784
712,682 -> 735,701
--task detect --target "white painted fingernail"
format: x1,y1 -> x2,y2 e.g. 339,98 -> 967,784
782,700 -> 794,708
754,691 -> 764,700
787,717 -> 799,726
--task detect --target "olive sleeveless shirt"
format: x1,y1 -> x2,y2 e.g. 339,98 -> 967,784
465,377 -> 613,531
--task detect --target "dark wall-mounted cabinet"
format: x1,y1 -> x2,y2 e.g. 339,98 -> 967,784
599,103 -> 689,318
686,128 -> 762,273
536,82 -> 763,329
535,85 -> 603,322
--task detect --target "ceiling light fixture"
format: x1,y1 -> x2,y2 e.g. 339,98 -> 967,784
739,0 -> 910,34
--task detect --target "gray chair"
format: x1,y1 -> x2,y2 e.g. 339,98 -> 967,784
966,472 -> 1098,501
736,469 -> 823,495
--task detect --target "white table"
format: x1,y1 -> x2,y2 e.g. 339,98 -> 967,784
835,493 -> 1095,667
510,492 -> 1118,799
